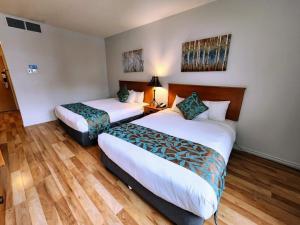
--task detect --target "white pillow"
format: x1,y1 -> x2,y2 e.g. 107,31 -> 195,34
135,91 -> 144,103
206,101 -> 230,121
171,95 -> 185,113
126,90 -> 136,103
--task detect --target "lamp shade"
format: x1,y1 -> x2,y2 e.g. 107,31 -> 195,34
147,76 -> 162,87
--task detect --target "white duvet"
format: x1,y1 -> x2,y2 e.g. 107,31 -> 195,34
98,109 -> 236,219
55,98 -> 145,133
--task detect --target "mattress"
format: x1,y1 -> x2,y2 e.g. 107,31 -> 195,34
98,109 -> 236,220
55,98 -> 146,133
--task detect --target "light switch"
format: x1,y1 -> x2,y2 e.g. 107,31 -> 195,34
28,64 -> 38,74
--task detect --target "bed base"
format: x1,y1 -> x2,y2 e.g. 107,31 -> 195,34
100,151 -> 205,225
58,114 -> 144,146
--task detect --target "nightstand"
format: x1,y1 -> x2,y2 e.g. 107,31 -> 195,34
144,105 -> 166,115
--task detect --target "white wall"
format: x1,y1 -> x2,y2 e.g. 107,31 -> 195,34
0,13 -> 109,126
105,0 -> 300,168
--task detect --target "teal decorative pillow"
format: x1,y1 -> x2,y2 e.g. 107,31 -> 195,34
117,85 -> 129,102
176,92 -> 208,120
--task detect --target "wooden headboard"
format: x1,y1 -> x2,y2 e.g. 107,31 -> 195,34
119,80 -> 152,103
168,83 -> 246,121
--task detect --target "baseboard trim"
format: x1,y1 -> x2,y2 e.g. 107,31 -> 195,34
234,144 -> 300,170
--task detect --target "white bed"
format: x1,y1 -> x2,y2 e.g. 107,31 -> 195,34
55,98 -> 146,133
98,108 -> 236,219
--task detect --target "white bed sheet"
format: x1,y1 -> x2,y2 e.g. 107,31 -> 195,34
98,109 -> 236,219
55,98 -> 145,133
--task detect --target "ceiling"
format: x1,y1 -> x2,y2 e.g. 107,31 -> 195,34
0,0 -> 214,38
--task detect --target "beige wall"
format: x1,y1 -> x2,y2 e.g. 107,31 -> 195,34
105,0 -> 300,168
0,13 -> 109,126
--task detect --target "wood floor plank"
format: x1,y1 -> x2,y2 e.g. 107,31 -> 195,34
65,159 -> 124,225
86,173 -> 123,215
8,152 -> 19,174
44,158 -> 67,194
20,150 -> 34,192
36,178 -> 66,225
55,157 -> 104,225
0,211 -> 4,225
55,197 -> 79,225
64,194 -> 93,225
14,202 -> 32,225
217,203 -> 257,225
222,192 -> 285,225
52,142 -> 75,161
44,175 -> 63,202
71,157 -> 123,215
0,149 -> 4,167
1,111 -> 300,225
5,207 -> 16,225
11,170 -> 26,206
27,196 -> 48,225
117,209 -> 139,225
225,186 -> 300,225
0,131 -> 7,144
43,155 -> 93,224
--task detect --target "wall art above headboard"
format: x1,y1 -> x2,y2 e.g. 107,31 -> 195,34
122,49 -> 144,73
181,34 -> 232,72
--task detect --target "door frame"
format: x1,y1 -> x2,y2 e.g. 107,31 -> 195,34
0,43 -> 19,110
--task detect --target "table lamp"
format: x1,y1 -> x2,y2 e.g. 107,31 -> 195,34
147,76 -> 162,107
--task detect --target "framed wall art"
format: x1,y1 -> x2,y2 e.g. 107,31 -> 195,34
181,34 -> 232,72
122,49 -> 144,73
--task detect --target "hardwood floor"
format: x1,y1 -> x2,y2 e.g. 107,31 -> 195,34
0,111 -> 299,225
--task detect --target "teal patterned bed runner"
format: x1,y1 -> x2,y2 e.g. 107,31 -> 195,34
106,123 -> 227,201
62,103 -> 110,139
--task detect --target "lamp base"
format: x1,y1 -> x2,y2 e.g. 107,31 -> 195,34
150,100 -> 159,107
150,88 -> 159,107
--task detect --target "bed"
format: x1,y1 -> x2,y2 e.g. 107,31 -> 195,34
98,83 -> 246,225
55,80 -> 152,146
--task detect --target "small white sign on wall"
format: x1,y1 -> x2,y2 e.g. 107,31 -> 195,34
27,64 -> 38,74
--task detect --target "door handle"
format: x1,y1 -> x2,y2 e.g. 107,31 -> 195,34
1,71 -> 9,89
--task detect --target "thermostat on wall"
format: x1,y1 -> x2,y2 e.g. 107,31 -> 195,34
27,64 -> 38,74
